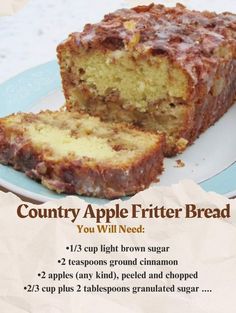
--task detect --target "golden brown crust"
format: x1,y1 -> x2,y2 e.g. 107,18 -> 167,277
57,3 -> 236,102
0,112 -> 165,199
187,60 -> 236,144
57,4 -> 236,157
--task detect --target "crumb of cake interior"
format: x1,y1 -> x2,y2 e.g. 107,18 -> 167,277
0,110 -> 165,199
57,3 -> 236,156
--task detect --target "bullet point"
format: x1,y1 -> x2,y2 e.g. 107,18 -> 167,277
38,273 -> 41,277
58,259 -> 61,263
24,286 -> 27,290
66,246 -> 69,250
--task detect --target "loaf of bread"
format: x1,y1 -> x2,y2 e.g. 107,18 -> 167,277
57,3 -> 236,156
0,110 -> 164,198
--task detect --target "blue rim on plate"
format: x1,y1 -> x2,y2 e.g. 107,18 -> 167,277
0,61 -> 235,203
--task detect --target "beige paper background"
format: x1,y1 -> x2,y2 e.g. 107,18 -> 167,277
0,180 -> 235,312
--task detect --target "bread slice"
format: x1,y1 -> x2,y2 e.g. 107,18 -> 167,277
0,110 -> 164,198
57,3 -> 236,156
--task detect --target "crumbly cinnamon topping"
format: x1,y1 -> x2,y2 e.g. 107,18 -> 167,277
70,3 -> 236,86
